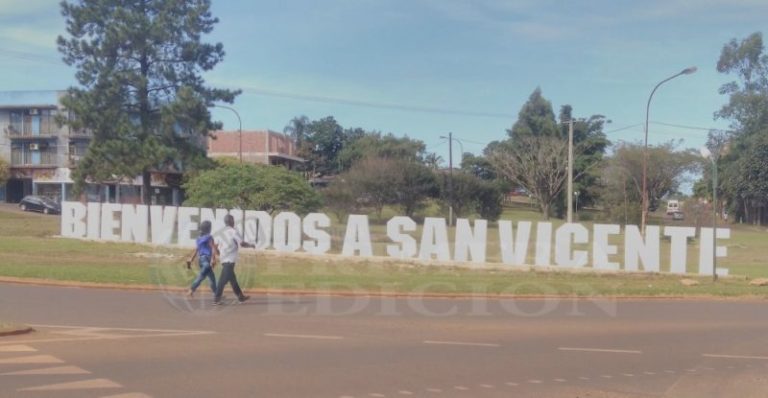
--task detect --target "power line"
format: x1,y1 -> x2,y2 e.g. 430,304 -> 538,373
235,86 -> 517,119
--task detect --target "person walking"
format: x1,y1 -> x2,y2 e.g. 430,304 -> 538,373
186,220 -> 217,297
213,214 -> 253,305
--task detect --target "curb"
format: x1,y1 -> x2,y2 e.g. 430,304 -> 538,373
0,276 -> 766,302
0,326 -> 35,337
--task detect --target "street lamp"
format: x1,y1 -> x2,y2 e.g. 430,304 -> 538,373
641,66 -> 697,233
212,104 -> 242,163
700,146 -> 718,282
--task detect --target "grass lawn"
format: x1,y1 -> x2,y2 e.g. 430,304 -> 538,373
1,204 -> 767,297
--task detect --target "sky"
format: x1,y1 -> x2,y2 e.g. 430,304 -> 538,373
0,0 -> 766,164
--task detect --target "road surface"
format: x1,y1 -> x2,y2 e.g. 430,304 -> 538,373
1,283 -> 767,397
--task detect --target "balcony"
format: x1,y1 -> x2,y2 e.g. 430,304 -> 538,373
11,149 -> 59,167
4,123 -> 60,138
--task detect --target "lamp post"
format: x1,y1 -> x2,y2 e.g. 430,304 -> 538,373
641,66 -> 697,233
700,147 -> 718,281
213,104 -> 242,163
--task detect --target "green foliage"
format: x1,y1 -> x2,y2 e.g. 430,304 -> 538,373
183,163 -> 321,215
715,32 -> 768,224
327,157 -> 437,220
338,132 -> 426,171
0,157 -> 9,186
507,87 -> 559,140
438,172 -> 503,221
58,0 -> 238,202
599,140 -> 699,223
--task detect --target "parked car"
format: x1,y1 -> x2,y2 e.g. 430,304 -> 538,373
19,195 -> 61,215
671,211 -> 685,221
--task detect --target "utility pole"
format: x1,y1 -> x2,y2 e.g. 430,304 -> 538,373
447,132 -> 453,227
566,117 -> 573,224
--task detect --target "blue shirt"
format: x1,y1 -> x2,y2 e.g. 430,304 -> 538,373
196,235 -> 213,257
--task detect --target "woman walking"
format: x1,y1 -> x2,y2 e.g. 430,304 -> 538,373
186,220 -> 217,297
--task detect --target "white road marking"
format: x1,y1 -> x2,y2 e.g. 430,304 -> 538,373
369,394 -> 385,397
558,347 -> 642,354
665,370 -> 676,374
398,391 -> 414,396
263,333 -> 343,340
703,354 -> 768,360
505,382 -> 519,386
480,384 -> 495,388
426,388 -> 442,393
0,345 -> 36,352
0,355 -> 64,365
643,371 -> 656,375
527,380 -> 542,384
18,378 -> 122,391
423,340 -> 499,348
622,373 -> 635,377
1,365 -> 90,376
579,377 -> 590,380
99,394 -> 153,398
554,378 -> 567,382
454,386 -> 469,390
601,375 -> 613,379
686,369 -> 697,372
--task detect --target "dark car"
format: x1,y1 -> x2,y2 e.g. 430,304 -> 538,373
19,195 -> 61,215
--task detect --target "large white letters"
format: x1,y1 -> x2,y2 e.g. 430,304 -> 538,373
342,215 -> 373,257
61,202 -> 86,238
386,216 -> 417,259
59,202 -> 734,276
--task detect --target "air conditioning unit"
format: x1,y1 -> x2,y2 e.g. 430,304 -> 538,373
29,109 -> 39,115
29,143 -> 40,151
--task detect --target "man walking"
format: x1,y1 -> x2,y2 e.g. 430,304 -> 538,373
213,214 -> 253,305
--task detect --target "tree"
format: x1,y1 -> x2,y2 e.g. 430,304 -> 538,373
507,87 -> 559,141
394,161 -> 438,217
0,157 -> 9,188
304,116 -> 347,176
337,132 -> 426,171
437,172 -> 503,220
461,153 -> 497,180
184,163 -> 321,215
714,32 -> 768,224
58,0 -> 238,204
489,135 -> 568,219
424,153 -> 443,170
599,140 -> 699,220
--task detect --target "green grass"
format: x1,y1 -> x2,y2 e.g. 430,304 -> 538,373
0,205 -> 767,297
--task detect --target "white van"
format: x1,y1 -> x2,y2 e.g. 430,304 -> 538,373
666,200 -> 680,215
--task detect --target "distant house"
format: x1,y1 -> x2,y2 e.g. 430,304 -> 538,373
207,130 -> 304,170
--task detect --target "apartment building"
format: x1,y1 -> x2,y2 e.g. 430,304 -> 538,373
207,130 -> 304,169
0,90 -> 182,205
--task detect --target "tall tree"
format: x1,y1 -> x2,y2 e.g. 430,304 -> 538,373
715,32 -> 768,224
507,87 -> 559,141
58,0 -> 238,204
490,88 -> 568,219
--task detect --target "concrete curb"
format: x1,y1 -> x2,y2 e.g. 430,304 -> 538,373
0,276 -> 766,301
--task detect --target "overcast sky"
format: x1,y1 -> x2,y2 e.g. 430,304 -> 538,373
0,0 -> 765,162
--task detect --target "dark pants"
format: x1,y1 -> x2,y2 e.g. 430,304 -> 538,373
215,262 -> 244,301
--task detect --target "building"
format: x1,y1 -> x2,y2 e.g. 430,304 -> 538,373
0,90 -> 183,205
207,130 -> 304,169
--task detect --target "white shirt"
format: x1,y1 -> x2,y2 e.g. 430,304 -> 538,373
217,226 -> 243,264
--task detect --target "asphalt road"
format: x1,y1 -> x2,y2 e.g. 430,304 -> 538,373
1,283 -> 767,398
